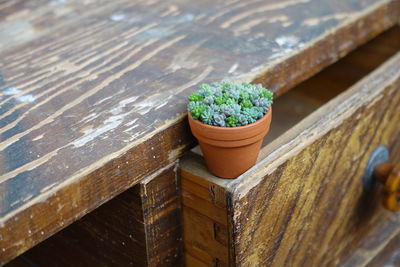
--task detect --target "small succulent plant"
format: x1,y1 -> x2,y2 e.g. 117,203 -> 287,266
187,82 -> 273,127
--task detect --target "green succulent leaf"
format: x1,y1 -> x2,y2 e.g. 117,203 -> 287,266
240,99 -> 252,108
214,96 -> 225,105
188,93 -> 204,102
226,116 -> 238,127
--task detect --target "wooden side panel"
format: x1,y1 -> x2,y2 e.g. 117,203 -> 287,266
141,165 -> 183,267
0,119 -> 194,264
6,163 -> 183,267
181,161 -> 230,266
230,55 -> 400,266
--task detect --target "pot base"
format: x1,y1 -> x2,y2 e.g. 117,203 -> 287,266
200,139 -> 263,178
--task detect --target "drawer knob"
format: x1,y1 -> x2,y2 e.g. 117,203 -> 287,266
374,163 -> 400,212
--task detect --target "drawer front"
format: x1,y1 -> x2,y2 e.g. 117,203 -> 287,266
230,53 -> 400,266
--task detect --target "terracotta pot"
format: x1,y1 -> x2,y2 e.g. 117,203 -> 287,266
188,108 -> 272,178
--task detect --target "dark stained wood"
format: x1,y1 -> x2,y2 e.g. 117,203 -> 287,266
0,118 -> 194,263
7,162 -> 182,267
365,234 -> 400,267
181,42 -> 400,265
1,0 -> 399,263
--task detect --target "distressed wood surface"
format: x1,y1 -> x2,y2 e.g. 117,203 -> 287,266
7,162 -> 182,267
181,43 -> 400,265
365,234 -> 400,267
182,158 -> 230,266
0,0 -> 399,262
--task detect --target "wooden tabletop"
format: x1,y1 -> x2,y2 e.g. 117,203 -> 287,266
0,0 -> 399,262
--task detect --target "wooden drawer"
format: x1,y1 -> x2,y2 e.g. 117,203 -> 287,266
181,26 -> 400,266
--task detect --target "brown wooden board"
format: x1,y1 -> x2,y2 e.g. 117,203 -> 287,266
365,234 -> 400,267
181,50 -> 400,265
1,0 -> 399,263
6,162 -> 182,267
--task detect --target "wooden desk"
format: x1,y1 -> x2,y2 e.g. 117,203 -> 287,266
0,0 -> 399,264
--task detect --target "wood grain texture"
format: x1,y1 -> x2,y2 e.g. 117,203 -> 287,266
0,120 -> 194,263
1,0 -> 399,263
7,162 -> 182,267
181,162 -> 230,266
341,221 -> 400,266
365,233 -> 400,267
228,55 -> 400,267
181,51 -> 400,265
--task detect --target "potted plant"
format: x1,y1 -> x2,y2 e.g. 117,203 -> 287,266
187,82 -> 273,178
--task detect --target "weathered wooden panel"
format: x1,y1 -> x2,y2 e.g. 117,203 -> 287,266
0,118 -> 194,263
229,53 -> 400,266
365,234 -> 400,267
0,0 -> 118,51
1,0 -> 399,263
7,162 -> 182,267
181,51 -> 400,266
181,158 -> 230,266
340,219 -> 400,266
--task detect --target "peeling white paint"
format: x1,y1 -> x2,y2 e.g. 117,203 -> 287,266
10,200 -> 20,207
110,96 -> 140,114
134,94 -> 163,115
2,87 -> 21,96
125,118 -> 138,127
110,13 -> 127,22
72,114 -> 125,147
16,94 -> 36,103
228,63 -> 239,73
275,35 -> 300,48
79,113 -> 98,123
95,95 -> 114,106
124,124 -> 139,133
154,101 -> 168,110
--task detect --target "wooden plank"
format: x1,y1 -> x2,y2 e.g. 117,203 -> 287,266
340,223 -> 400,266
232,54 -> 400,266
226,40 -> 400,263
365,234 -> 400,267
0,118 -> 194,263
1,0 -> 399,263
0,0 -> 119,51
7,162 -> 182,267
181,168 -> 230,266
181,49 -> 400,265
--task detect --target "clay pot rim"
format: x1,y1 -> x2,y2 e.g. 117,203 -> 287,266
188,107 -> 272,132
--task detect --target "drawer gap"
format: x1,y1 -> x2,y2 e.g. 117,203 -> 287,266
262,25 -> 400,146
